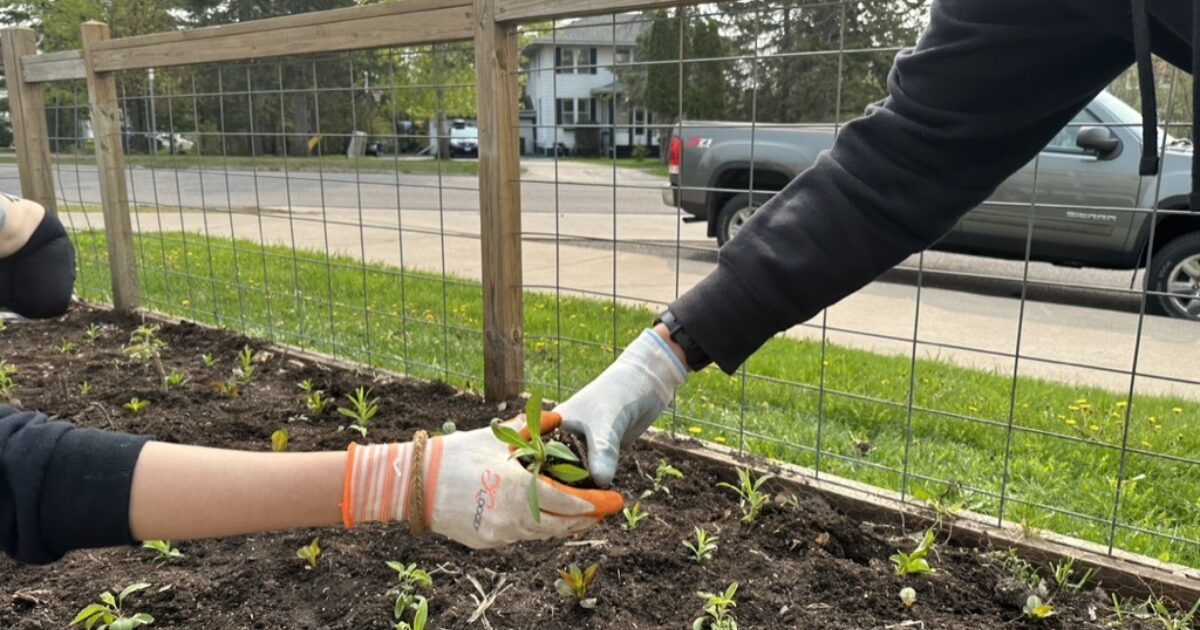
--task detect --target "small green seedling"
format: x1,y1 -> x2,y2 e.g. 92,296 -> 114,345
0,360 -> 17,401
296,537 -> 321,569
490,393 -> 589,522
70,583 -> 155,630
1023,595 -> 1055,621
339,387 -> 379,437
200,353 -> 215,368
79,381 -> 92,396
641,459 -> 684,499
124,398 -> 150,415
693,582 -> 738,630
271,429 -> 289,452
683,527 -> 718,563
85,323 -> 103,342
555,563 -> 599,609
125,326 -> 168,392
890,529 -> 936,576
899,587 -> 917,608
213,378 -> 240,399
394,596 -> 428,630
142,540 -> 183,562
1050,558 -> 1096,595
60,340 -> 78,355
387,561 -> 432,630
716,468 -> 774,525
622,502 -> 648,530
165,371 -> 188,389
298,380 -> 333,414
235,345 -> 255,383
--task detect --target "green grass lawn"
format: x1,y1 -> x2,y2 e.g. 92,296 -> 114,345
68,230 -> 1200,566
564,157 -> 670,179
0,153 -> 479,176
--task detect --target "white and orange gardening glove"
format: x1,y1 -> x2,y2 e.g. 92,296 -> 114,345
341,412 -> 623,549
556,329 -> 688,486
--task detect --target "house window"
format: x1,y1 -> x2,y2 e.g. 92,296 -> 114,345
557,98 -> 576,125
556,98 -> 597,125
556,47 -> 597,74
615,48 -> 633,65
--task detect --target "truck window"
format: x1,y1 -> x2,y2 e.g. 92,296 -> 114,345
1044,109 -> 1102,153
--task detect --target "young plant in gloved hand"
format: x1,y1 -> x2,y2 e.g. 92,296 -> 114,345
491,395 -> 591,521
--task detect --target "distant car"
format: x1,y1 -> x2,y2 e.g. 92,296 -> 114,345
152,132 -> 194,154
449,127 -> 478,157
664,91 -> 1200,321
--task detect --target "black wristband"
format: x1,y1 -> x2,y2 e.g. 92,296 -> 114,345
655,310 -> 712,371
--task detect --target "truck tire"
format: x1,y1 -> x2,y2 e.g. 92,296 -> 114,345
1147,231 -> 1200,321
716,193 -> 771,246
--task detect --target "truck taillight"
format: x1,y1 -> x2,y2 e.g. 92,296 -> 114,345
668,135 -> 681,175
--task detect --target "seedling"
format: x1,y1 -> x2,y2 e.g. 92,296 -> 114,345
693,582 -> 738,630
60,340 -> 78,355
716,468 -> 774,525
200,353 -> 215,368
555,563 -> 599,609
142,540 -> 183,562
85,323 -> 103,342
387,561 -> 432,630
125,326 -> 168,393
235,345 -> 256,383
641,459 -> 684,499
124,398 -> 150,415
441,421 -> 456,435
165,371 -> 188,389
213,378 -> 240,399
338,387 -> 379,437
0,360 -> 16,401
296,537 -> 321,569
683,527 -> 718,563
79,381 -> 92,396
890,529 -> 936,576
298,380 -> 333,414
1050,558 -> 1095,595
622,502 -> 648,530
271,429 -> 289,452
1023,595 -> 1055,621
899,587 -> 917,608
70,583 -> 155,630
490,393 -> 589,522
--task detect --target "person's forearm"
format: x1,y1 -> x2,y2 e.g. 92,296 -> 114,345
128,442 -> 346,541
652,323 -> 689,370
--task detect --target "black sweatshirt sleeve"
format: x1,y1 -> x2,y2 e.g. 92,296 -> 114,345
0,405 -> 149,564
671,0 -> 1141,372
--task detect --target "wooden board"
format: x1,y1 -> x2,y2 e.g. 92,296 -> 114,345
89,3 -> 473,73
496,0 -> 708,22
474,0 -> 526,402
22,50 -> 86,83
0,28 -> 57,211
82,22 -> 140,313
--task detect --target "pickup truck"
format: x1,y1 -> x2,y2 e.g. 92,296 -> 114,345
663,91 -> 1200,321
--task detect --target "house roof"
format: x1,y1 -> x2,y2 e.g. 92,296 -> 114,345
526,13 -> 648,48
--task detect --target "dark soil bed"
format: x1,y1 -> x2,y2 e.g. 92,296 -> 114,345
0,307 -> 1169,629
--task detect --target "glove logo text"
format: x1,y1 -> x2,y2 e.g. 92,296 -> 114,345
473,470 -> 501,532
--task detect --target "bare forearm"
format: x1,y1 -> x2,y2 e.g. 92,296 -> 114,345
128,442 -> 346,541
653,323 -> 689,370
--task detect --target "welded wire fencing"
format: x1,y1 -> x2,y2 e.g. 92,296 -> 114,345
3,0 -> 1200,570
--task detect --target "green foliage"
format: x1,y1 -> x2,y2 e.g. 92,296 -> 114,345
271,429 -> 289,452
235,345 -> 256,382
85,323 -> 103,342
899,587 -> 916,608
641,459 -> 684,499
890,529 -> 936,576
716,468 -> 773,525
165,371 -> 188,388
123,398 -> 150,414
622,502 -> 647,531
555,563 -> 599,609
212,378 -> 240,399
338,387 -> 379,437
387,561 -> 432,630
296,537 -> 321,569
683,527 -> 718,563
60,340 -> 78,355
623,9 -> 727,123
0,360 -> 16,401
693,582 -> 738,630
124,326 -> 167,390
200,353 -> 215,368
298,380 -> 333,414
490,393 -> 589,522
79,381 -> 92,396
1023,595 -> 1055,621
70,583 -> 155,630
142,540 -> 183,562
1050,558 -> 1096,595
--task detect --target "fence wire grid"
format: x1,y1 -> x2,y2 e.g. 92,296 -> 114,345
9,0 -> 1200,568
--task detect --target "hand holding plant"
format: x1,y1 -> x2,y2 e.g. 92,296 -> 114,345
490,394 -> 590,522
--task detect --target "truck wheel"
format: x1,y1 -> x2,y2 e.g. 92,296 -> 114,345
716,193 -> 770,246
1147,232 -> 1200,321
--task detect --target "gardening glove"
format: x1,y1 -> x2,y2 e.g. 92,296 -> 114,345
556,329 -> 688,487
342,413 -> 623,549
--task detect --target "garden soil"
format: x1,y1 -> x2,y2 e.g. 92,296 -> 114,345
0,308 -> 1170,629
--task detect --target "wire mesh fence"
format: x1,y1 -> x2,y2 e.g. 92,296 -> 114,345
6,0 -> 1200,569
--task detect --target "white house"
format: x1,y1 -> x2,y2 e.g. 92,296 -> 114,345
521,14 -> 659,157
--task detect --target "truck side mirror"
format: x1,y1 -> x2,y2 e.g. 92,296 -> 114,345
1076,126 -> 1121,158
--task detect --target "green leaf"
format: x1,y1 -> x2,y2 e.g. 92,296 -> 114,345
527,474 -> 541,523
583,563 -> 599,589
555,578 -> 575,599
71,605 -> 108,626
337,407 -> 359,420
490,423 -> 528,449
543,441 -> 580,463
412,597 -> 428,630
547,463 -> 590,483
100,592 -> 117,608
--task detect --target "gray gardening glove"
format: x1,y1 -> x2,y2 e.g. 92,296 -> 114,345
556,329 -> 688,486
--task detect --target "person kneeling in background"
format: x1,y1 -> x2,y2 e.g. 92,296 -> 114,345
0,193 -> 76,319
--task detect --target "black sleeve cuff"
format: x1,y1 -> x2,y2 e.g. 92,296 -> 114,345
670,261 -> 782,374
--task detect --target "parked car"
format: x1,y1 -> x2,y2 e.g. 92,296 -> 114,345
151,132 -> 195,154
663,91 -> 1200,320
449,127 -> 479,157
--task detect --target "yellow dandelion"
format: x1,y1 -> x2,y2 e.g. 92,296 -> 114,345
1141,441 -> 1153,449
1068,405 -> 1080,412
1079,403 -> 1092,411
1089,424 -> 1100,432
968,405 -> 979,413
1116,401 -> 1128,409
714,436 -> 727,445
688,426 -> 703,436
1111,412 -> 1121,418
1075,398 -> 1088,405
1065,418 -> 1077,426
1173,407 -> 1184,414
181,299 -> 191,307
1149,416 -> 1158,423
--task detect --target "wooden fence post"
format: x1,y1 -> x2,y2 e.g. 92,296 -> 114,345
474,0 -> 524,402
0,28 -> 57,212
81,21 -> 139,313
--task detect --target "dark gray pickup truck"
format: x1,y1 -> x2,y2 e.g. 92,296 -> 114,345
663,91 -> 1200,320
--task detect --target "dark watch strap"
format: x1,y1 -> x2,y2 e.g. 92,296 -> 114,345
655,310 -> 712,371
